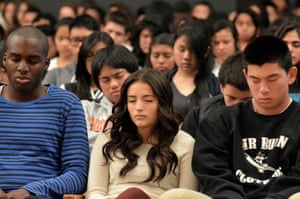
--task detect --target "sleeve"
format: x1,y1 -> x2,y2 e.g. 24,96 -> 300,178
85,133 -> 110,199
22,99 -> 90,198
178,134 -> 199,190
182,107 -> 200,138
192,114 -> 246,199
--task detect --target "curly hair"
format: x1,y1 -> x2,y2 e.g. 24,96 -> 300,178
103,68 -> 179,182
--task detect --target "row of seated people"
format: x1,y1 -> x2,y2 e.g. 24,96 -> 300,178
1,11 -> 300,199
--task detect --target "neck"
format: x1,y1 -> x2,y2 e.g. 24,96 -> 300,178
4,85 -> 48,102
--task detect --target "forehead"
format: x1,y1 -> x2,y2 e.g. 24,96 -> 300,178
174,35 -> 190,46
7,35 -> 45,56
105,22 -> 126,33
247,62 -> 285,76
99,65 -> 127,76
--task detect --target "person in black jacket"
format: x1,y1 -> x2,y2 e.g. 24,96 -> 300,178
159,35 -> 300,199
182,52 -> 251,138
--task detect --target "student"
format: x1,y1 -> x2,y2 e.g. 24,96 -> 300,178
42,14 -> 99,87
81,45 -> 139,150
103,11 -> 133,51
274,20 -> 300,102
183,52 -> 251,138
0,26 -> 89,199
36,24 -> 57,60
132,15 -> 165,67
166,19 -> 220,119
0,40 -> 8,84
191,0 -> 214,20
86,68 -> 198,199
146,33 -> 175,74
233,9 -> 262,51
62,31 -> 114,101
209,19 -> 239,77
191,35 -> 300,199
46,17 -> 74,71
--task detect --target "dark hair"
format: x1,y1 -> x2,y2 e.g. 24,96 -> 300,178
274,20 -> 300,40
192,0 -> 214,13
24,5 -> 41,16
0,40 -> 6,69
104,10 -> 133,33
244,0 -> 269,28
175,19 -> 212,106
174,1 -> 191,13
244,35 -> 292,72
69,14 -> 99,32
103,68 -> 178,182
219,52 -> 249,91
84,5 -> 106,25
54,17 -> 73,33
33,12 -> 57,27
36,24 -> 55,37
91,45 -> 139,89
74,31 -> 114,99
143,0 -> 174,32
145,33 -> 174,68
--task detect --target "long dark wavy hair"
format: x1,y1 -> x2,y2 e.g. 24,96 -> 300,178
103,68 -> 179,182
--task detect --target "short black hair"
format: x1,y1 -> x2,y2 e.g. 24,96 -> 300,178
69,14 -> 100,32
91,45 -> 139,89
244,35 -> 292,72
219,52 -> 249,91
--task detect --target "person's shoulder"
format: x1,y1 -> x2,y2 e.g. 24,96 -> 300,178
47,84 -> 80,102
173,130 -> 195,145
171,130 -> 195,153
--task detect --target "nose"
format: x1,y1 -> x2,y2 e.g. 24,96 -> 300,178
109,78 -> 119,89
135,100 -> 144,111
17,60 -> 29,73
259,81 -> 270,94
183,50 -> 191,60
158,55 -> 164,63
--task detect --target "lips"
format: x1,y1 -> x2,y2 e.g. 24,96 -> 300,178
110,91 -> 120,96
15,77 -> 30,84
258,98 -> 272,104
134,114 -> 146,119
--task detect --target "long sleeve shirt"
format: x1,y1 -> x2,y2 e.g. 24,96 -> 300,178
86,130 -> 198,199
0,84 -> 90,198
193,100 -> 300,199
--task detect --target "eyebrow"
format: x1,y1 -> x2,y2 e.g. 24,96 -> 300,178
247,73 -> 280,79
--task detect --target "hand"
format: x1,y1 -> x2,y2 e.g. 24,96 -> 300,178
6,189 -> 31,199
0,189 -> 6,199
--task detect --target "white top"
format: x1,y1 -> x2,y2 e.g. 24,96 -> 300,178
86,130 -> 198,199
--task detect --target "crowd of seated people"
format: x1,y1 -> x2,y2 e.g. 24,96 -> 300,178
1,0 -> 300,199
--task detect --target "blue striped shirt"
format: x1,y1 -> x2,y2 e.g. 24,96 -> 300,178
0,84 -> 89,198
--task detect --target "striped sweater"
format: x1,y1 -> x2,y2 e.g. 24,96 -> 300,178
0,84 -> 89,198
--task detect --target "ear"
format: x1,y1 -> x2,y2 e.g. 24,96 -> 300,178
44,58 -> 50,71
288,66 -> 298,85
243,68 -> 248,78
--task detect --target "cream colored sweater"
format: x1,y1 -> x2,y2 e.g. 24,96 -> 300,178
86,130 -> 198,199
